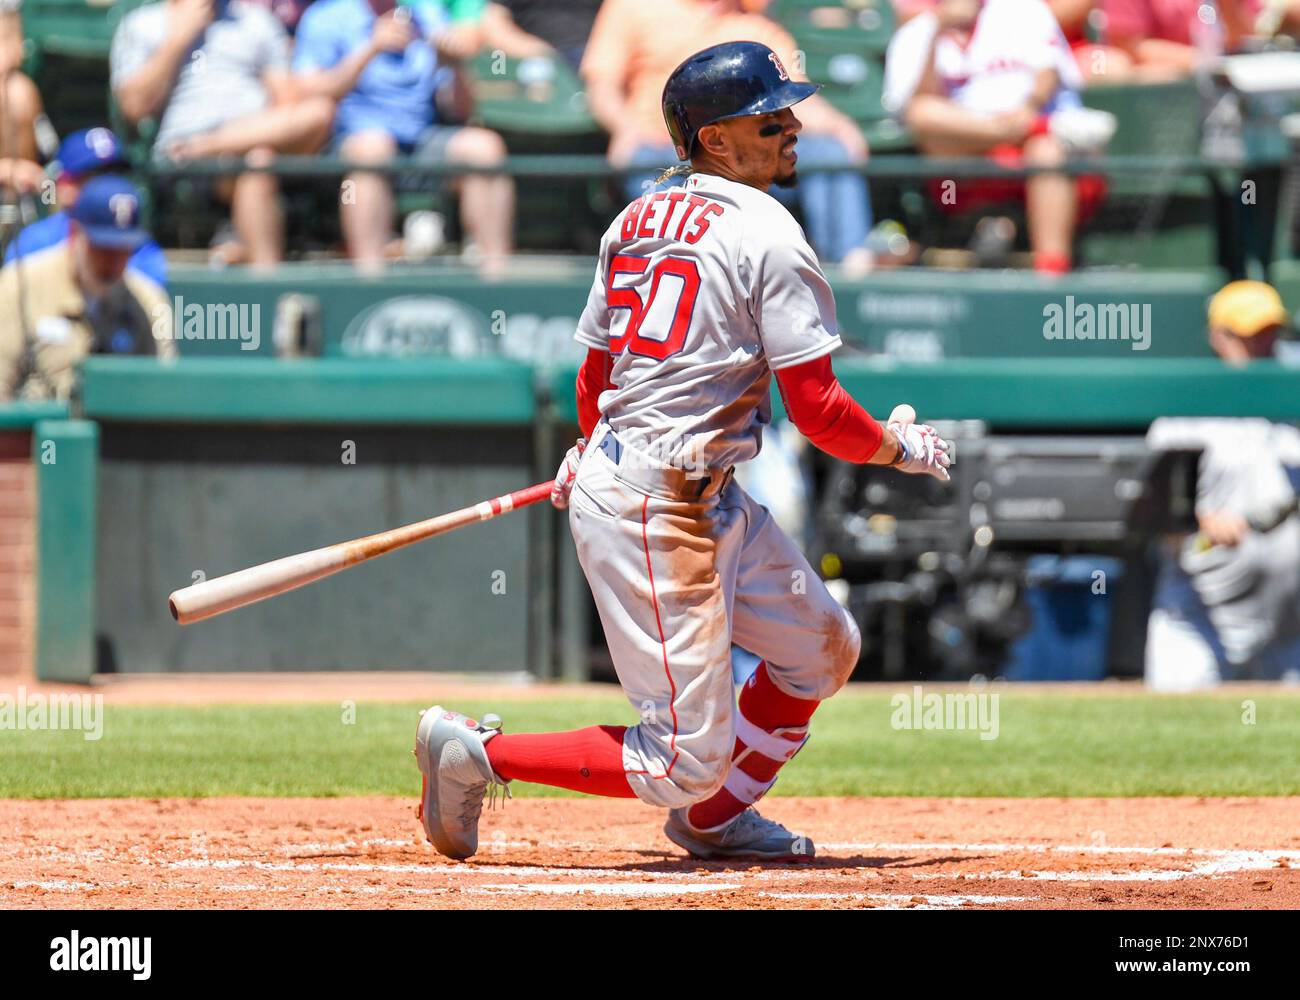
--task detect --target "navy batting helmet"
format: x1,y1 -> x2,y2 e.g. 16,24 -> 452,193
662,41 -> 820,161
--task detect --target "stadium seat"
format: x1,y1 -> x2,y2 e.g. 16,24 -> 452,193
463,52 -> 612,251
1082,79 -> 1204,177
1077,79 -> 1217,269
770,0 -> 895,57
20,0 -> 119,62
23,0 -> 154,135
797,43 -> 888,126
466,51 -> 597,136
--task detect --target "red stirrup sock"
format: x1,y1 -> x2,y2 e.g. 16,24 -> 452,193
485,725 -> 638,798
687,662 -> 821,831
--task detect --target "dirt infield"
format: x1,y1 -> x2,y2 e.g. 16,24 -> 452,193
2,796 -> 1296,909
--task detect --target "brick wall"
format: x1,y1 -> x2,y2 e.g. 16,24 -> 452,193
0,432 -> 34,677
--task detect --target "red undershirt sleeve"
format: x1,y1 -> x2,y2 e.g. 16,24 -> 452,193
576,346 -> 611,439
773,354 -> 884,464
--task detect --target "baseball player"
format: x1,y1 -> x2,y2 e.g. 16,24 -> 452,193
415,41 -> 952,862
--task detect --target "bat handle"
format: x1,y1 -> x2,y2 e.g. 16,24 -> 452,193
478,481 -> 554,519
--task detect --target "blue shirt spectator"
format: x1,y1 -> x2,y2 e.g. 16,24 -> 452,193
3,127 -> 167,288
293,0 -> 453,147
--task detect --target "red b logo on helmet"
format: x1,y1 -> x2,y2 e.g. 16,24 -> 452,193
768,52 -> 789,81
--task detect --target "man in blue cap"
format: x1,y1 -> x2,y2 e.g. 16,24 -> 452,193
3,127 -> 167,288
0,176 -> 175,401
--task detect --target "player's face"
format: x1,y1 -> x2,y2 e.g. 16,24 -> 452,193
707,107 -> 803,191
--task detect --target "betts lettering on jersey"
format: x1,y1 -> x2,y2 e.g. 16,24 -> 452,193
618,191 -> 726,245
573,172 -> 842,471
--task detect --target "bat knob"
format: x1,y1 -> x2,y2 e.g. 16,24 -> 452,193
481,713 -> 503,731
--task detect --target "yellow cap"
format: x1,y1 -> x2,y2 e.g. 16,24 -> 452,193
1207,280 -> 1290,338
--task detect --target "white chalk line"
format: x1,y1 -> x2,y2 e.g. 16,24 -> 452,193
164,858 -> 761,880
821,841 -> 1300,859
287,838 -> 415,854
280,837 -> 1300,865
759,891 -> 1031,905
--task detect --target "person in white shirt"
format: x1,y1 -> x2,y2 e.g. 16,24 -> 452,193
1145,281 -> 1300,689
884,0 -> 1115,273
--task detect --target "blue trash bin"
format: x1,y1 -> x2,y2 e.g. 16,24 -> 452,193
1002,555 -> 1121,681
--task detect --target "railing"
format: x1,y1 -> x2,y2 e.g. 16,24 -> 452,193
139,152 -> 1281,181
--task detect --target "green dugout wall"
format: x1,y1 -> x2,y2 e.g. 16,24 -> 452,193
14,260 -> 1300,681
82,359 -> 551,676
164,264 -> 1226,362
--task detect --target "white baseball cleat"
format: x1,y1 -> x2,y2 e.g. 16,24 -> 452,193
664,806 -> 815,861
414,706 -> 509,860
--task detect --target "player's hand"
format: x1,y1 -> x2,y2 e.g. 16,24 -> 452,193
887,404 -> 952,482
550,438 -> 586,509
1197,509 -> 1249,547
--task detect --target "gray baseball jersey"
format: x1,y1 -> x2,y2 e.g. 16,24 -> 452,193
574,171 -> 842,471
566,170 -> 861,811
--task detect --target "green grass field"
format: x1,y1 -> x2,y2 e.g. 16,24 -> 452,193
3,689 -> 1298,798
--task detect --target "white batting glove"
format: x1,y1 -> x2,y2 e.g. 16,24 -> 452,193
550,438 -> 586,509
886,404 -> 952,482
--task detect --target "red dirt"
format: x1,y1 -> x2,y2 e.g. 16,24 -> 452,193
2,796 -> 1297,910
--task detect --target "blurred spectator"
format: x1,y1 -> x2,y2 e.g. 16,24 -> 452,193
884,0 -> 1115,273
243,0 -> 317,33
111,0 -> 336,267
582,0 -> 876,272
0,155 -> 41,194
1102,0 -> 1261,80
4,128 -> 168,288
0,0 -> 56,165
1257,0 -> 1300,41
1047,0 -> 1135,82
439,0 -> 489,61
0,177 -> 175,402
1145,281 -> 1300,690
481,0 -> 602,71
898,0 -> 1136,83
293,0 -> 513,275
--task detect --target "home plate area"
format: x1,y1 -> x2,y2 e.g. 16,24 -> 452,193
2,797 -> 1297,909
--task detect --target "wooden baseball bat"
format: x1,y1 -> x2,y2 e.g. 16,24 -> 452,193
168,480 -> 555,626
